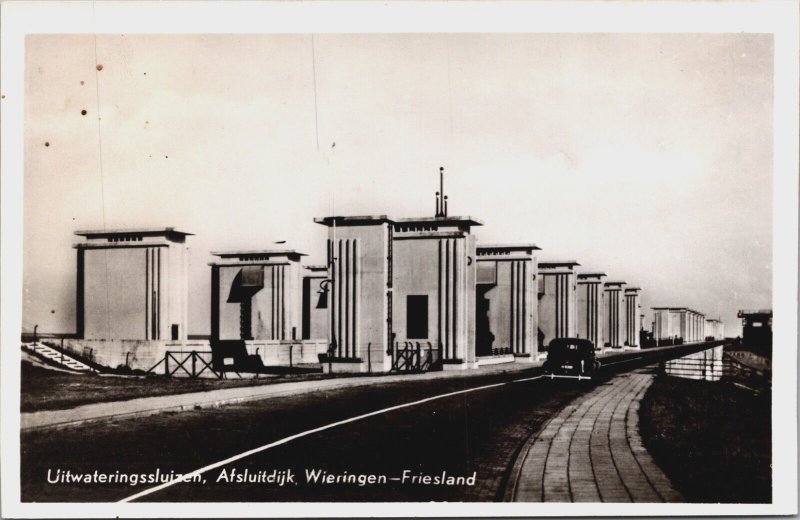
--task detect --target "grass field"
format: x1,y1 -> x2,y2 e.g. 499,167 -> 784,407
638,373 -> 771,503
21,361 -> 338,413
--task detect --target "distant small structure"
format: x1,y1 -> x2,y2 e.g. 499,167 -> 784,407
651,307 -> 708,345
683,308 -> 706,343
652,307 -> 681,345
738,309 -> 772,350
704,317 -> 725,341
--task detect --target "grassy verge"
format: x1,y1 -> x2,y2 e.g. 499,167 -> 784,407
21,362 -> 328,413
638,373 -> 771,503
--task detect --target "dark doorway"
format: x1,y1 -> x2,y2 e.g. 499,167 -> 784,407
240,298 -> 253,340
476,285 -> 495,356
171,324 -> 179,340
302,278 -> 311,340
406,295 -> 428,339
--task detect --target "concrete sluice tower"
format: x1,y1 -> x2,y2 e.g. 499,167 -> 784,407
314,167 -> 481,373
75,227 -> 191,342
651,307 -> 708,345
207,250 -> 330,369
68,228 -> 192,370
537,260 -> 580,354
209,250 -> 307,342
577,272 -> 606,350
475,244 -> 540,363
603,281 -> 626,348
624,287 -> 641,348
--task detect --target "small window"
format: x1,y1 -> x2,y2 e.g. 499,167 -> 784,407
407,295 -> 428,339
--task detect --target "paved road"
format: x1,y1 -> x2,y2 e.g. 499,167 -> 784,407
21,361 -> 537,431
23,366 -> 589,502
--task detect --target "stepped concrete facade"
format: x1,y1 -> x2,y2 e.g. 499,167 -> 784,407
75,228 -> 191,342
314,215 -> 480,373
209,250 -> 306,342
537,261 -> 580,352
476,244 -> 540,362
577,272 -> 606,349
603,281 -> 626,348
624,287 -> 641,348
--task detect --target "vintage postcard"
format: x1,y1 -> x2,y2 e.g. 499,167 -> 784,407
1,1 -> 797,518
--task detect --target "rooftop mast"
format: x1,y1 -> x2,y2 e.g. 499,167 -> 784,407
435,166 -> 447,218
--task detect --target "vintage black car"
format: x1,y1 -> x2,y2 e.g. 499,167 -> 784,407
542,338 -> 600,378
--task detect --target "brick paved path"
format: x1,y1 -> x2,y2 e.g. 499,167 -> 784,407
506,370 -> 683,502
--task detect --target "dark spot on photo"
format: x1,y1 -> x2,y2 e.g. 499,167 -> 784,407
45,142 -> 50,147
81,110 -> 87,116
80,81 -> 84,86
96,64 -> 103,71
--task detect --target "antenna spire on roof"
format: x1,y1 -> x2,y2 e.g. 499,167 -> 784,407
435,166 -> 447,217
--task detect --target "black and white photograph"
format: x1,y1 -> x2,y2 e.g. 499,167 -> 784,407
1,1 -> 797,517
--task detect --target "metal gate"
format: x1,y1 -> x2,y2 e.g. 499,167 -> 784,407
391,341 -> 441,373
147,351 -> 221,379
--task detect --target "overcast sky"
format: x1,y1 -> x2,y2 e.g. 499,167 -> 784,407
23,33 -> 773,336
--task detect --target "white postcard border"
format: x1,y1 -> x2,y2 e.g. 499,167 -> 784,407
1,1 -> 797,517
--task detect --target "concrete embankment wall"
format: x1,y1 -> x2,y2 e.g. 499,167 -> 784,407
62,339 -> 211,371
244,339 -> 327,366
60,338 -> 327,372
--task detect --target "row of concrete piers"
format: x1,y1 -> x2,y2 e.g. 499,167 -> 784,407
71,229 -> 645,374
68,169 -> 721,374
